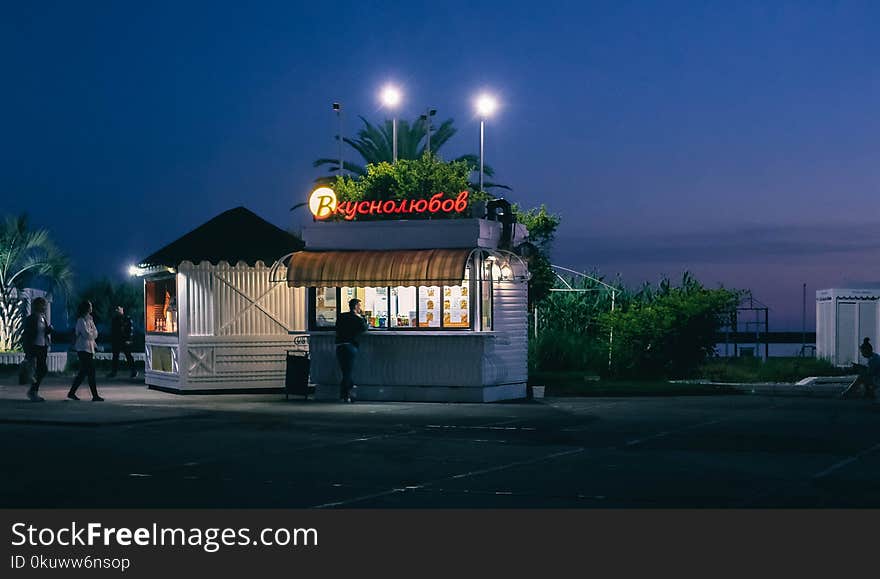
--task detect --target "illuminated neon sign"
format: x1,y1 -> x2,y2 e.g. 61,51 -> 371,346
309,187 -> 338,219
308,188 -> 469,221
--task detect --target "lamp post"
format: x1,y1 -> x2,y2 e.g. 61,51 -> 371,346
475,94 -> 497,192
420,107 -> 437,155
380,84 -> 402,162
332,102 -> 343,176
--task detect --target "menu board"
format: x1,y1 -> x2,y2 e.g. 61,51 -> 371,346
419,286 -> 441,327
443,285 -> 469,327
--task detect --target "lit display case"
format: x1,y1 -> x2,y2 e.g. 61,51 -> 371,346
391,286 -> 417,328
145,277 -> 177,334
311,269 -> 477,331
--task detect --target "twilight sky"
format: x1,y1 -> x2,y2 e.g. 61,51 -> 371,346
3,1 -> 879,329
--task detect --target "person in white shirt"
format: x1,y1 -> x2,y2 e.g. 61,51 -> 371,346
67,300 -> 103,401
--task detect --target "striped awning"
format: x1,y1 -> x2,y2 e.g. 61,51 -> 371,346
286,249 -> 473,287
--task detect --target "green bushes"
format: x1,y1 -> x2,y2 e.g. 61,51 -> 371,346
603,275 -> 739,379
528,331 -> 607,374
530,272 -> 740,380
529,270 -> 617,375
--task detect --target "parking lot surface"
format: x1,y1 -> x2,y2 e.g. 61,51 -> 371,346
3,379 -> 879,507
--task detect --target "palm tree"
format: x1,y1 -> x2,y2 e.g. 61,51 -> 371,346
313,116 -> 508,190
0,215 -> 73,351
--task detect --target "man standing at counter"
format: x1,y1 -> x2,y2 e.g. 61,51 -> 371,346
336,298 -> 368,403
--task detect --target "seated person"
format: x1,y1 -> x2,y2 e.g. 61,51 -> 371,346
840,338 -> 879,400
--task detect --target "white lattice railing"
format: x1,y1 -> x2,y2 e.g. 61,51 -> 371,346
0,351 -> 69,372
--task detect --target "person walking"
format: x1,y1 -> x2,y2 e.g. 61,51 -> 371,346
840,337 -> 879,400
68,300 -> 103,402
22,297 -> 54,402
108,305 -> 137,379
335,298 -> 368,403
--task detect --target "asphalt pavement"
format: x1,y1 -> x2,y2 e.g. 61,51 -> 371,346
2,376 -> 879,508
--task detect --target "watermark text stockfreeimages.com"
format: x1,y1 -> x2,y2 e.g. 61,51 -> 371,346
11,521 -> 318,553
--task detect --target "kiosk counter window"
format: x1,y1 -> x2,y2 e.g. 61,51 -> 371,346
310,272 -> 482,331
145,277 -> 178,334
288,249 -> 519,332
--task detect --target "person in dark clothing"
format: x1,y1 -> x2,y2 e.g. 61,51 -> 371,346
335,298 -> 368,403
840,337 -> 880,400
22,297 -> 54,402
108,305 -> 137,379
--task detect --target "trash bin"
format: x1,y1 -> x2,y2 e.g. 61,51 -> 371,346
285,351 -> 310,400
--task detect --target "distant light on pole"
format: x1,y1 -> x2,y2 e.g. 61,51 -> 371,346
332,102 -> 343,176
380,84 -> 402,162
420,107 -> 437,155
474,93 -> 498,193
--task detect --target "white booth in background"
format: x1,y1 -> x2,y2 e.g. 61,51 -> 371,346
816,288 -> 880,366
133,207 -> 306,393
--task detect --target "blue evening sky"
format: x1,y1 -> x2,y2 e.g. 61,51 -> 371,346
3,1 -> 879,328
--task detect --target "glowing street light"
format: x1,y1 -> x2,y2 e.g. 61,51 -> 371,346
380,85 -> 401,108
380,84 -> 402,162
476,94 -> 498,118
474,93 -> 498,192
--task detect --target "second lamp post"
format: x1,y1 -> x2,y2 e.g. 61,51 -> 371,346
381,85 -> 402,162
475,94 -> 498,193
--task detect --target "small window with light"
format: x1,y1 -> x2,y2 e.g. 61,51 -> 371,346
145,277 -> 177,334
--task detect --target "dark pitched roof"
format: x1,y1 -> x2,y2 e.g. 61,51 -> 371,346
138,207 -> 304,268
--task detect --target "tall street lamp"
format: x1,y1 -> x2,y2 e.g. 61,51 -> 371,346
332,102 -> 343,176
380,84 -> 402,162
420,107 -> 437,155
475,94 -> 498,193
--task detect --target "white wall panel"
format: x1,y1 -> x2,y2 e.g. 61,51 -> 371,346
182,264 -> 214,336
179,261 -> 304,338
184,338 -> 293,386
485,279 -> 528,385
836,302 -> 856,366
816,301 -> 833,360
